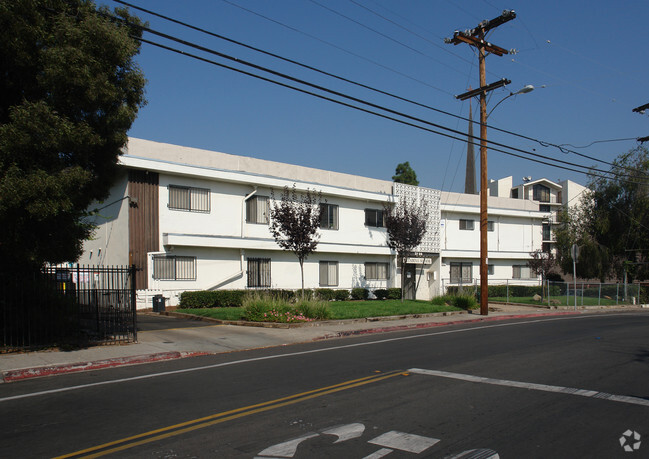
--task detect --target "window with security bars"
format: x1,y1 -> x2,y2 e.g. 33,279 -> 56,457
246,196 -> 269,224
320,203 -> 338,230
450,262 -> 473,284
512,265 -> 534,279
365,262 -> 389,280
152,256 -> 196,280
364,209 -> 384,227
247,258 -> 271,288
319,261 -> 339,286
168,185 -> 210,212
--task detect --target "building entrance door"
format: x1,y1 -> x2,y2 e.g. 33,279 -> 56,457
404,264 -> 417,300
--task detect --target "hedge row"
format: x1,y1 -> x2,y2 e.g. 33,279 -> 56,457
179,287 -> 403,308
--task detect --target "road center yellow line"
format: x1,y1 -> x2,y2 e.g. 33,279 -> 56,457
54,370 -> 405,459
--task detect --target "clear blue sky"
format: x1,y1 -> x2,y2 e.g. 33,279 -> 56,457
105,0 -> 649,192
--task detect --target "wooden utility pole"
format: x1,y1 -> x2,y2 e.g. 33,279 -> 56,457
447,10 -> 516,316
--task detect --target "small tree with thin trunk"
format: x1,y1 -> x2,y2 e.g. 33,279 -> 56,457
383,196 -> 429,301
528,249 -> 556,300
269,184 -> 322,296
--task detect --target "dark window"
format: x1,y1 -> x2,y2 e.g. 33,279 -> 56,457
542,223 -> 551,241
511,188 -> 519,199
319,261 -> 339,286
168,186 -> 210,212
542,242 -> 553,253
365,262 -> 390,280
246,196 -> 269,224
450,262 -> 473,283
539,204 -> 551,212
533,184 -> 550,203
459,219 -> 474,230
320,203 -> 339,230
364,209 -> 384,227
487,221 -> 495,232
488,264 -> 494,275
153,256 -> 196,280
247,258 -> 271,287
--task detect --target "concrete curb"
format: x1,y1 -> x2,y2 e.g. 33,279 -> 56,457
315,311 -> 581,339
1,351 -> 210,383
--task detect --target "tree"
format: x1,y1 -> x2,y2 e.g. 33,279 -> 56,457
0,0 -> 146,271
392,161 -> 419,186
269,185 -> 322,295
555,146 -> 649,281
527,249 -> 556,299
383,196 -> 428,301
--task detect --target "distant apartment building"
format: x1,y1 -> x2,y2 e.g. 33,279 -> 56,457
79,138 -> 547,307
489,175 -> 588,253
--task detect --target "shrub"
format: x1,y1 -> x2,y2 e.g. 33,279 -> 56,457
351,287 -> 369,300
179,290 -> 247,308
315,288 -> 336,301
295,299 -> 331,320
452,293 -> 478,310
373,289 -> 388,300
431,295 -> 452,306
243,293 -> 330,322
386,288 -> 402,300
334,289 -> 350,301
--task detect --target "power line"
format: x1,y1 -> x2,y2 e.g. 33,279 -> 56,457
134,34 -> 641,184
215,0 -> 453,96
113,0 -> 642,178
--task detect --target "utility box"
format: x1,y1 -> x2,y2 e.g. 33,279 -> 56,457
152,295 -> 166,312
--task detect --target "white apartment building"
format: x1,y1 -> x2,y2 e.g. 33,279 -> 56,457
489,176 -> 588,253
80,138 -> 547,307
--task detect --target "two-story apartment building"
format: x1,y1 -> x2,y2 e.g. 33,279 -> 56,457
80,138 -> 547,307
489,176 -> 587,254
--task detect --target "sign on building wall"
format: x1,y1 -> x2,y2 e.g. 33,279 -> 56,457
393,182 -> 441,254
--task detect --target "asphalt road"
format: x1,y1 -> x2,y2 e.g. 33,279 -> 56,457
1,312 -> 648,458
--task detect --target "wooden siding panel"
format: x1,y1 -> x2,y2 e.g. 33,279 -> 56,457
128,170 -> 159,288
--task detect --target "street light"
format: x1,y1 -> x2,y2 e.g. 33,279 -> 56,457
487,85 -> 534,118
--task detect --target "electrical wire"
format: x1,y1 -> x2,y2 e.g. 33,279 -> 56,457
113,0 -> 646,179
135,35 -> 643,185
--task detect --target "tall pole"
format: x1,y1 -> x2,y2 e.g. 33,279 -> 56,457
478,33 -> 489,316
446,10 -> 516,316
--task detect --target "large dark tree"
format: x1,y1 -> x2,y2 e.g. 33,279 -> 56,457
0,0 -> 146,271
269,185 -> 322,295
392,161 -> 419,186
383,196 -> 428,301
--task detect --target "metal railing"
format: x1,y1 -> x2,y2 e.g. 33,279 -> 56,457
1,265 -> 137,350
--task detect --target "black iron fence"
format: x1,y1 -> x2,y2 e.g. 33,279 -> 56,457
1,265 -> 137,350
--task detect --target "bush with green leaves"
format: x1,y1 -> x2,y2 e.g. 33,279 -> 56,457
179,290 -> 247,308
373,289 -> 388,300
431,293 -> 478,310
243,293 -> 330,322
314,288 -> 336,301
351,288 -> 369,300
334,289 -> 350,301
386,288 -> 402,300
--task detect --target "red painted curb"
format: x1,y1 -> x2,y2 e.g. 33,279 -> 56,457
2,351 -> 210,383
319,311 -> 580,339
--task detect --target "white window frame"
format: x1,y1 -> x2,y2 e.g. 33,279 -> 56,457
246,196 -> 269,224
152,255 -> 196,280
512,265 -> 534,279
364,208 -> 385,228
320,203 -> 339,230
319,261 -> 339,287
365,262 -> 390,280
450,262 -> 473,284
168,185 -> 210,213
459,219 -> 474,231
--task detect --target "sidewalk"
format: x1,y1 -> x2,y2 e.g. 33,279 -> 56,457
1,304 -> 644,382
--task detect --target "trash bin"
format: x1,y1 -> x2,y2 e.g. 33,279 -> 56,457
153,295 -> 166,312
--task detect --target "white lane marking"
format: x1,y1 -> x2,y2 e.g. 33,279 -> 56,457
362,448 -> 393,458
409,368 -> 649,408
368,430 -> 440,453
256,433 -> 318,457
447,448 -> 500,458
0,314 -> 637,403
321,423 -> 365,443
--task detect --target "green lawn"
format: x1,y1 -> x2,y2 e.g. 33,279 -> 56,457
176,300 -> 461,322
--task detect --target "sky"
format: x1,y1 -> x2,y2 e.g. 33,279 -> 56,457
103,0 -> 649,193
